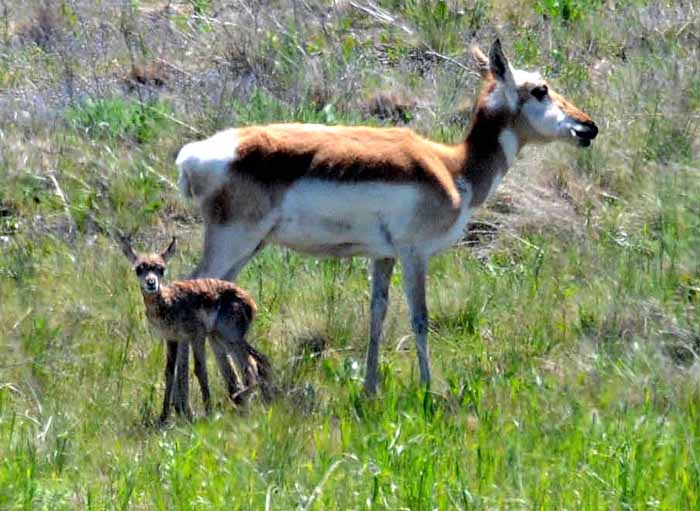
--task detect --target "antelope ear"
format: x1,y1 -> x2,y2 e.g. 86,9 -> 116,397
161,237 -> 177,263
118,233 -> 138,264
471,45 -> 489,77
489,39 -> 515,88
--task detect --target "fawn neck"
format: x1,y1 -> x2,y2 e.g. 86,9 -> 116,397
141,288 -> 166,313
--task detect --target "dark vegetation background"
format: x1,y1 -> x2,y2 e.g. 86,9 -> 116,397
1,0 -> 699,509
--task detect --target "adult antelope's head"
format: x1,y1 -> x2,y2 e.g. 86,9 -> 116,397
119,235 -> 177,296
472,39 -> 598,148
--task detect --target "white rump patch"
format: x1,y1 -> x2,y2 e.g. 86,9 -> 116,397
176,128 -> 238,199
498,129 -> 519,167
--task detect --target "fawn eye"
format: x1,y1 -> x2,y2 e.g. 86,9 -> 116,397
135,266 -> 146,276
531,85 -> 548,101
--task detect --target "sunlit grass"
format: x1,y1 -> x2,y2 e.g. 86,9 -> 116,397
1,0 -> 700,509
2,167 -> 699,509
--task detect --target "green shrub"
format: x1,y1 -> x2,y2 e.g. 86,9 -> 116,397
65,97 -> 171,143
644,114 -> 694,165
513,29 -> 540,66
536,0 -> 603,22
381,0 -> 490,53
189,0 -> 211,16
232,89 -> 346,126
107,160 -> 168,229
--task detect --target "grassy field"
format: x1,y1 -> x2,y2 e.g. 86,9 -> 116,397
1,0 -> 700,509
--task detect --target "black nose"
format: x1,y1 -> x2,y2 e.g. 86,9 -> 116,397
578,121 -> 598,140
146,278 -> 156,286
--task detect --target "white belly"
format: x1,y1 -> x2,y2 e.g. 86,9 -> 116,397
267,181 -> 417,257
266,179 -> 474,258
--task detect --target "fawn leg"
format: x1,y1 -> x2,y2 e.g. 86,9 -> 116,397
228,339 -> 255,403
172,341 -> 193,420
209,337 -> 243,405
215,317 -> 259,403
160,340 -> 178,424
191,337 -> 211,416
247,342 -> 273,402
229,338 -> 272,402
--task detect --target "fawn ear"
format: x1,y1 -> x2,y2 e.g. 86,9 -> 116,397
161,237 -> 177,263
118,233 -> 138,264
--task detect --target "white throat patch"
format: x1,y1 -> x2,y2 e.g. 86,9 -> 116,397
498,129 -> 519,167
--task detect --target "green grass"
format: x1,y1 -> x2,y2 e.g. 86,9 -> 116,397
2,200 -> 700,509
66,98 -> 173,144
1,0 -> 700,509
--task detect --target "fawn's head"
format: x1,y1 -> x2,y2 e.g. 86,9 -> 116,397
119,235 -> 177,295
471,39 -> 598,148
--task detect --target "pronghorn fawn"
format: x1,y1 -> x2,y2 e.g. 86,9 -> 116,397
174,39 -> 598,395
119,235 -> 271,423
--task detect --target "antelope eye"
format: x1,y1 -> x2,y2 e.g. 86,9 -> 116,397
531,85 -> 548,101
135,266 -> 146,276
155,267 -> 165,276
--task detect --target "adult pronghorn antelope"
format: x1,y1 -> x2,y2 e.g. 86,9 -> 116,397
174,39 -> 598,396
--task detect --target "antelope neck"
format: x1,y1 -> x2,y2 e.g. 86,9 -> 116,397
458,108 -> 518,208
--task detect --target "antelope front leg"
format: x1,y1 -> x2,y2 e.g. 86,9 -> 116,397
160,340 -> 178,424
191,337 -> 211,416
188,224 -> 267,406
171,341 -> 193,420
399,248 -> 431,387
364,258 -> 395,395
